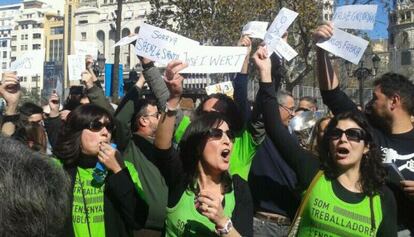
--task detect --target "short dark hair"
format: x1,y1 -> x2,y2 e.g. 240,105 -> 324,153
319,111 -> 386,195
0,137 -> 71,237
195,93 -> 244,134
53,104 -> 114,166
131,98 -> 157,132
299,96 -> 317,105
179,112 -> 233,193
19,102 -> 43,116
374,73 -> 414,114
13,122 -> 47,153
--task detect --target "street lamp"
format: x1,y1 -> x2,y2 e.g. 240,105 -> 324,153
345,54 -> 381,107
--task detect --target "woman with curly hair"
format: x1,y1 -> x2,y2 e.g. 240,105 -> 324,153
253,46 -> 397,236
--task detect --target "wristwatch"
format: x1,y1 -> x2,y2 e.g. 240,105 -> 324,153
215,219 -> 233,235
165,101 -> 180,115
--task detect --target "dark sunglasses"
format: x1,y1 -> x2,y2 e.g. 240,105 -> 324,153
208,128 -> 235,142
328,128 -> 367,142
87,120 -> 114,132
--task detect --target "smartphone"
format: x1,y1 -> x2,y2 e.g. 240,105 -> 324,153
385,163 -> 405,186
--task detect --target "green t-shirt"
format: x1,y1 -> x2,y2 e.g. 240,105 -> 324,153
165,189 -> 235,237
71,161 -> 144,237
174,116 -> 258,180
298,174 -> 383,237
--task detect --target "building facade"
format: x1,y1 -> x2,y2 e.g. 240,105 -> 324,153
10,0 -> 60,98
0,3 -> 22,72
388,0 -> 414,79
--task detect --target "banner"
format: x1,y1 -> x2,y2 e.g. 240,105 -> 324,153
74,41 -> 98,60
10,49 -> 45,76
333,5 -> 378,30
67,55 -> 86,81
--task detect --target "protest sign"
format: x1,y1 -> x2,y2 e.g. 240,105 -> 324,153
333,5 -> 378,30
242,21 -> 269,39
264,7 -> 298,44
316,28 -> 369,64
10,49 -> 45,76
113,34 -> 139,48
68,55 -> 86,81
268,37 -> 298,61
205,81 -> 234,98
179,46 -> 248,74
74,41 -> 98,60
135,23 -> 199,65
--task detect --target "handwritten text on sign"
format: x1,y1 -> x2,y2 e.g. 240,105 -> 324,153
316,28 -> 368,65
68,55 -> 86,81
333,5 -> 378,30
205,81 -> 234,98
74,41 -> 98,60
264,7 -> 298,45
268,37 -> 298,61
179,46 -> 248,74
242,21 -> 269,39
10,49 -> 45,76
135,23 -> 199,65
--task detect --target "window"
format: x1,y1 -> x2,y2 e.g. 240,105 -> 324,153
21,77 -> 27,82
401,51 -> 411,65
2,62 -> 7,69
11,46 -> 16,51
1,40 -> 6,47
78,20 -> 88,24
32,76 -> 38,82
12,35 -> 16,41
32,44 -> 41,50
21,45 -> 28,51
2,51 -> 6,58
21,34 -> 28,40
51,26 -> 64,35
33,33 -> 41,39
81,32 -> 87,40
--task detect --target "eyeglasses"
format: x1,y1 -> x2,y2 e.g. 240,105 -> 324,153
328,128 -> 367,142
207,128 -> 235,142
144,112 -> 160,119
87,120 -> 114,132
279,103 -> 295,116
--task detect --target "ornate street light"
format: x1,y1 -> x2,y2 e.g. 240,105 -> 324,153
345,54 -> 381,107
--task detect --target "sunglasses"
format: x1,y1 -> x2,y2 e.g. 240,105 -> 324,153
328,128 -> 367,142
208,128 -> 235,142
87,120 -> 114,132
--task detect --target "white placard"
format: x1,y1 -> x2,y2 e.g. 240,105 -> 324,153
179,46 -> 248,74
135,23 -> 199,65
264,7 -> 298,44
68,55 -> 86,81
10,49 -> 45,76
74,41 -> 98,60
268,37 -> 298,61
316,28 -> 369,65
333,5 -> 378,30
242,21 -> 269,39
113,35 -> 139,48
205,81 -> 234,98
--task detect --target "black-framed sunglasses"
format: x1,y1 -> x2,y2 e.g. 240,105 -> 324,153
87,120 -> 114,132
207,128 -> 235,142
328,128 -> 367,142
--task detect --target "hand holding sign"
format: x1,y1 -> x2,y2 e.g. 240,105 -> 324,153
242,21 -> 269,39
68,55 -> 86,81
164,60 -> 187,99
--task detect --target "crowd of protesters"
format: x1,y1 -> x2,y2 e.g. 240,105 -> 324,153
0,21 -> 413,237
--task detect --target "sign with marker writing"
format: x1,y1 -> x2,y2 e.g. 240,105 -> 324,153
10,49 -> 45,76
205,81 -> 234,98
113,34 -> 139,48
268,37 -> 298,61
316,28 -> 369,64
135,23 -> 199,65
74,41 -> 98,60
179,46 -> 248,73
333,5 -> 378,30
264,7 -> 298,44
242,21 -> 269,39
68,55 -> 86,81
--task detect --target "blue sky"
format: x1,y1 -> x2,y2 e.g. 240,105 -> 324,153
0,0 -> 21,6
336,0 -> 391,39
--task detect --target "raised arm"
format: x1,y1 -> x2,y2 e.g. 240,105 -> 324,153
82,70 -> 115,114
0,72 -> 21,136
253,46 -> 319,189
314,23 -> 358,115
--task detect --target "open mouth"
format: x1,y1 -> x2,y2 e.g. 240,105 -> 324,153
221,149 -> 231,160
336,147 -> 350,158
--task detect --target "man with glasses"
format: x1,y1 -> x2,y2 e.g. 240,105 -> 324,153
277,90 -> 296,127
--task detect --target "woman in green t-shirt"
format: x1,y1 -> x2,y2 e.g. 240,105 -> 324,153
153,61 -> 253,237
53,104 -> 148,237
